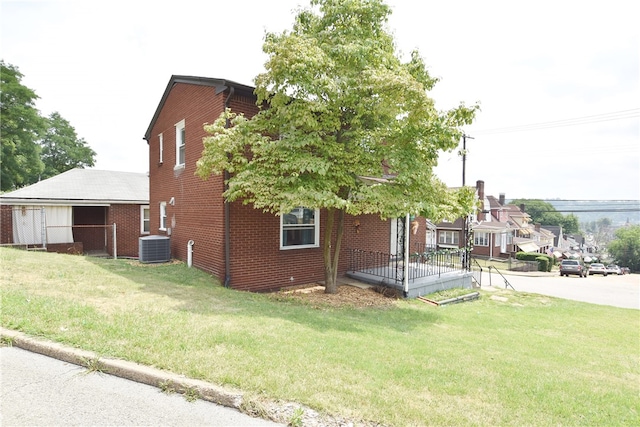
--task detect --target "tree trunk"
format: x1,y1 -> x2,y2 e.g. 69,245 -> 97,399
323,208 -> 345,294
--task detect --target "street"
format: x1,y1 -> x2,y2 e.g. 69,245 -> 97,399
482,271 -> 639,309
1,346 -> 282,427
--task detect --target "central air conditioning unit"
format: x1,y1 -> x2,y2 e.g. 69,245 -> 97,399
139,235 -> 171,263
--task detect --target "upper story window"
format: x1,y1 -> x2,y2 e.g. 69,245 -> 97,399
158,133 -> 164,164
280,207 -> 319,249
141,205 -> 150,234
159,201 -> 167,231
473,231 -> 489,246
175,119 -> 185,168
438,230 -> 459,245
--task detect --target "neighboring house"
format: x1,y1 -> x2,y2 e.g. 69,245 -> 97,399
434,183 -> 560,260
434,181 -> 513,259
143,75 -> 429,293
0,168 -> 149,257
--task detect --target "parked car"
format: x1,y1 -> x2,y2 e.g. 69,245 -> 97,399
560,259 -> 588,277
588,263 -> 608,276
621,267 -> 630,275
606,265 -> 622,275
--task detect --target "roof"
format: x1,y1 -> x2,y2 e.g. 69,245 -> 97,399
0,169 -> 149,205
517,241 -> 540,253
143,75 -> 256,141
471,220 -> 511,232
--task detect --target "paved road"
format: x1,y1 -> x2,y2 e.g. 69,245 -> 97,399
1,346 -> 282,427
484,271 -> 639,309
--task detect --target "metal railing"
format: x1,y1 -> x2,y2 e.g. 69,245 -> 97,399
488,265 -> 515,290
470,257 -> 483,287
348,248 -> 467,284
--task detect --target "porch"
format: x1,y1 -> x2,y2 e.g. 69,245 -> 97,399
346,247 -> 474,299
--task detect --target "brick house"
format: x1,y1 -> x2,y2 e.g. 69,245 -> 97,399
143,75 -> 428,292
0,168 -> 149,257
434,181 -> 518,260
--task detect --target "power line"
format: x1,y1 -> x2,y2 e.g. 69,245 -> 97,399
472,108 -> 640,135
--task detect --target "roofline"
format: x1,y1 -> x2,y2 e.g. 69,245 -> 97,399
0,199 -> 148,206
143,75 -> 257,141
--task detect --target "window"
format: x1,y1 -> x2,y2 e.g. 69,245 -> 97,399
474,231 -> 489,246
280,207 -> 319,249
159,202 -> 167,230
158,133 -> 163,164
175,119 -> 185,168
141,205 -> 150,234
438,230 -> 459,245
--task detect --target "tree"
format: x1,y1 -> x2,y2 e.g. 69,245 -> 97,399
40,111 -> 96,179
196,0 -> 478,293
561,213 -> 580,235
607,225 -> 640,272
509,199 -> 563,225
1,60 -> 45,190
510,198 -> 580,234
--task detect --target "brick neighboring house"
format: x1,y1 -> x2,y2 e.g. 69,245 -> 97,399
433,181 -> 557,259
0,168 -> 149,257
143,75 -> 428,293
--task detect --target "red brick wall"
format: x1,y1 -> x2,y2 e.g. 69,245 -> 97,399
147,83 -> 244,279
0,205 -> 13,244
73,206 -> 107,252
107,204 -> 146,258
226,204 -> 397,292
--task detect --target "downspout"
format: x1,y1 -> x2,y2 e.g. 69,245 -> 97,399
223,86 -> 235,288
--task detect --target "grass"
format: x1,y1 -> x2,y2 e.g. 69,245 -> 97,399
1,247 -> 639,425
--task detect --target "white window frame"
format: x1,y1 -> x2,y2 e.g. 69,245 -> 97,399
159,202 -> 167,231
280,207 -> 320,250
474,231 -> 489,247
175,119 -> 185,169
438,230 -> 459,245
158,133 -> 164,164
141,205 -> 150,234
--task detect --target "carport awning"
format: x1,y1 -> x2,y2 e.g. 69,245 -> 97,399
517,242 -> 540,253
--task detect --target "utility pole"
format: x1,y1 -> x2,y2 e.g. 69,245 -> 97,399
462,133 -> 474,187
462,134 -> 474,270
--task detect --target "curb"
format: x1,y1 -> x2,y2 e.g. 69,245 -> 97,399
0,328 -> 243,409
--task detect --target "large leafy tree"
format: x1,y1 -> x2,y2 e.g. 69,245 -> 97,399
197,0 -> 478,293
607,225 -> 640,272
1,60 -> 45,190
40,111 -> 96,179
510,198 -> 580,234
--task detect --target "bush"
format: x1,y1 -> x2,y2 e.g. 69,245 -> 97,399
536,256 -> 549,272
516,251 -> 553,272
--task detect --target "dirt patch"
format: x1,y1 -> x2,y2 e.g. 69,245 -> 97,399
271,283 -> 399,308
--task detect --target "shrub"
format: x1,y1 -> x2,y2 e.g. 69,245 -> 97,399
536,256 -> 549,272
516,251 -> 553,272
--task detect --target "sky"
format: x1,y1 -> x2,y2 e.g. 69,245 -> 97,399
2,0 -> 638,202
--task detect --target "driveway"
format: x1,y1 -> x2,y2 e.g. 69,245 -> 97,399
483,271 -> 639,310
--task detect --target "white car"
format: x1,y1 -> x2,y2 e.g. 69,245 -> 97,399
606,265 -> 621,275
589,263 -> 608,276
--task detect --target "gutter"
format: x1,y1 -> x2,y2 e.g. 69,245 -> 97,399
223,86 -> 235,288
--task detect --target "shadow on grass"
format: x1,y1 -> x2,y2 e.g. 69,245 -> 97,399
83,256 -> 442,334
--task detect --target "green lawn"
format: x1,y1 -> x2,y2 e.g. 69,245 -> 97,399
1,248 -> 638,426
